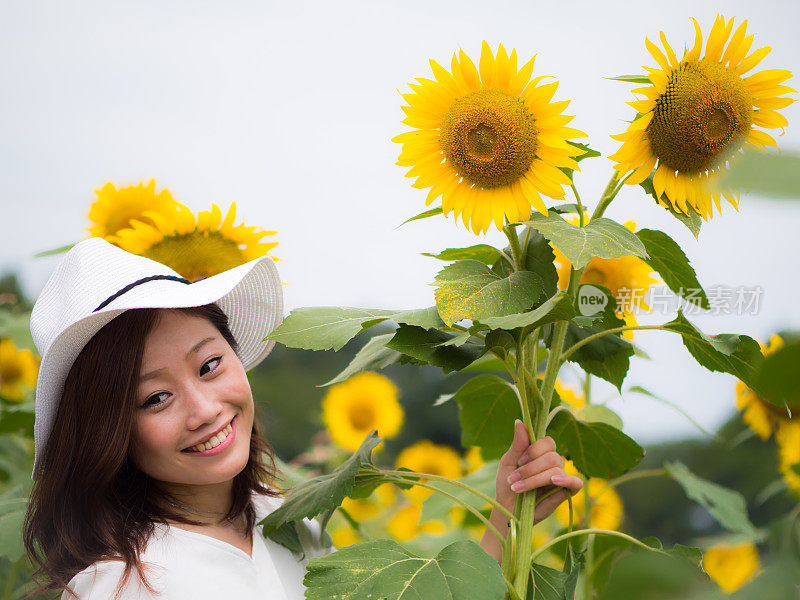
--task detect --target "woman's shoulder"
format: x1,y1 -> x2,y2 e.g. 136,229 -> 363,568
62,558 -> 156,600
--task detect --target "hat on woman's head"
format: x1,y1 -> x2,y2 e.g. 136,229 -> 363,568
29,237 -> 284,481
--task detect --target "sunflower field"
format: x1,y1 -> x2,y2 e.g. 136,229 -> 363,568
2,8 -> 800,600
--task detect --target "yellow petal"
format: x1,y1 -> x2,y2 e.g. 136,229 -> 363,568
752,110 -> 789,129
626,155 -> 657,185
659,31 -> 679,68
721,20 -> 748,67
479,41 -> 496,88
737,46 -> 771,75
686,17 -> 704,62
645,37 -> 671,72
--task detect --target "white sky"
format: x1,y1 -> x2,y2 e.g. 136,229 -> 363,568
1,0 -> 799,444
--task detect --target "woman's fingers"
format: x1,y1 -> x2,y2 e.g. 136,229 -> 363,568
517,435 -> 557,466
499,420 -> 531,469
533,488 -> 570,521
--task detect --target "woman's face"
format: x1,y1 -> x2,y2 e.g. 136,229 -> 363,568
132,310 -> 254,488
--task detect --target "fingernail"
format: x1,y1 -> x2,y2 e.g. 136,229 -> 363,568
514,419 -> 523,426
507,471 -> 521,485
511,481 -> 524,492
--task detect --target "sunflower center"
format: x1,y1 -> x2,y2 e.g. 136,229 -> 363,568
440,88 -> 538,188
0,360 -> 22,382
143,231 -> 245,282
647,60 -> 752,174
349,402 -> 375,429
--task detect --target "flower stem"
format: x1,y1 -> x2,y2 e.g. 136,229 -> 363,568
606,467 -> 667,489
503,224 -> 526,271
531,528 -> 669,563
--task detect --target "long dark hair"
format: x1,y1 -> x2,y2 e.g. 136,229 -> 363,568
23,303 -> 283,600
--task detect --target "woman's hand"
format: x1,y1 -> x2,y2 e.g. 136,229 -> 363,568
479,419 -> 583,564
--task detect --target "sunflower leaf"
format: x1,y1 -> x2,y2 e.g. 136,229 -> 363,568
423,245 -> 504,265
635,228 -> 710,310
453,375 -> 522,460
546,410 -> 644,478
640,176 -> 702,239
559,142 -> 601,180
474,291 -> 577,331
607,74 -> 651,84
520,213 -> 648,269
260,432 -> 382,534
0,485 -> 28,562
419,460 -> 498,522
664,461 -> 759,538
433,260 -> 544,326
386,325 -> 483,373
267,307 -> 396,351
530,561 -> 582,600
302,539 -> 507,600
660,311 -> 764,393
492,227 -> 559,298
320,334 -> 400,387
398,206 -> 443,227
390,306 -> 445,330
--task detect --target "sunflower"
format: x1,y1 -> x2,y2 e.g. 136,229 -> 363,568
776,421 -> 800,497
735,334 -> 790,440
464,446 -> 485,474
703,543 -> 760,594
108,202 -> 278,282
87,180 -> 178,238
340,484 -> 397,521
386,504 -> 447,541
394,41 -> 587,234
610,15 -> 796,219
321,372 -> 404,452
554,379 -> 584,410
0,338 -> 39,402
329,525 -> 362,548
395,440 -> 463,503
555,460 -> 623,531
553,219 -> 660,324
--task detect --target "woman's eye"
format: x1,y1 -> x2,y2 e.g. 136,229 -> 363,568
143,392 -> 169,409
200,356 -> 222,376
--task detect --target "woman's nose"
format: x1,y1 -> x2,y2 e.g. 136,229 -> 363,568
182,380 -> 223,429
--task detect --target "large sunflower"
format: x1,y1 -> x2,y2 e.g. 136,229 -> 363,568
394,42 -> 587,234
88,180 -> 178,238
108,202 -> 278,282
610,15 -> 795,219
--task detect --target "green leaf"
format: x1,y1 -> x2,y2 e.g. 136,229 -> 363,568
260,432 -> 382,532
0,310 -> 35,351
321,334 -> 400,387
399,206 -> 443,226
423,245 -> 504,265
303,539 -> 507,600
267,307 -> 396,351
420,460 -> 498,522
529,562 -> 579,600
0,402 -> 35,436
390,306 -> 445,330
718,150 -> 800,199
265,520 -> 305,555
607,74 -> 651,84
434,260 -> 544,326
635,229 -> 710,310
386,325 -> 482,373
640,176 -> 702,239
549,203 -> 582,215
660,311 -> 764,393
476,291 -> 577,332
559,142 -> 601,180
492,228 -> 560,299
753,340 -> 800,410
453,375 -> 522,460
546,410 -> 644,478
520,213 -> 648,269
665,461 -> 759,538
0,486 -> 28,561
33,243 -> 76,258
575,404 -> 623,430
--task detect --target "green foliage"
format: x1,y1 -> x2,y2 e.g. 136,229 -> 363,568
607,74 -> 651,84
260,432 -> 382,541
0,485 -> 28,561
718,150 -> 800,199
453,375 -> 521,460
529,561 -> 581,600
660,312 -> 764,394
640,176 -> 702,239
664,461 -> 759,538
559,142 -> 601,180
520,214 -> 648,269
433,260 -> 544,326
400,206 -> 443,226
492,228 -> 560,299
635,228 -> 710,310
753,339 -> 800,409
423,245 -> 504,265
420,460 -> 498,522
0,402 -> 34,437
321,333 -> 400,386
547,411 -> 644,478
302,539 -> 507,600
575,404 -> 623,430
477,291 -> 577,332
386,325 -> 482,373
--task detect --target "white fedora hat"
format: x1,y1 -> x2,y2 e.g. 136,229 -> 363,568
29,237 -> 283,480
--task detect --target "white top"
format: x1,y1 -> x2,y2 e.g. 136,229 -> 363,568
62,493 -> 335,600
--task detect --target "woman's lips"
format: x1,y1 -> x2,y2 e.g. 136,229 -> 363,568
182,416 -> 236,455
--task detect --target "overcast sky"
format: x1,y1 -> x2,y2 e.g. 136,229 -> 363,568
2,0 -> 799,445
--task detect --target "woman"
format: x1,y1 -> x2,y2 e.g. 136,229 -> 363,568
23,238 -> 582,600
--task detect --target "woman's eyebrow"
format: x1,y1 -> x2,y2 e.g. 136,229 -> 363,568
139,337 -> 218,383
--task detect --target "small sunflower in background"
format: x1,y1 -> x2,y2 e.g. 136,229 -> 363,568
735,334 -> 791,440
386,503 -> 447,542
555,460 -> 623,531
703,543 -> 761,594
554,380 -> 584,410
0,338 -> 38,402
776,421 -> 800,498
552,219 -> 660,334
321,372 -> 404,452
88,180 -> 178,238
611,15 -> 796,219
394,41 -> 587,234
108,202 -> 278,282
395,440 -> 463,504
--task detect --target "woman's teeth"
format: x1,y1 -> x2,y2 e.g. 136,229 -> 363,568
186,422 -> 232,453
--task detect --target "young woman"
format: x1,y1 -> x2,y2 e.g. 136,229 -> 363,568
23,238 -> 582,600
